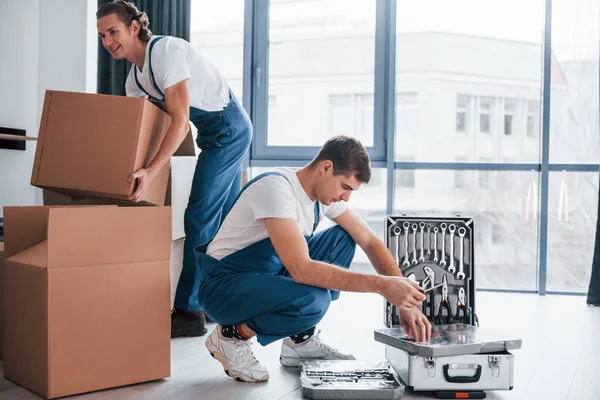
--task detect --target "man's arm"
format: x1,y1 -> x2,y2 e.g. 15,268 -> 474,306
148,79 -> 191,175
128,79 -> 191,202
263,217 -> 425,310
333,209 -> 402,277
333,209 -> 432,342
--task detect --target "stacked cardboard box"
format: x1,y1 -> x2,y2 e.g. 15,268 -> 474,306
2,90 -> 197,398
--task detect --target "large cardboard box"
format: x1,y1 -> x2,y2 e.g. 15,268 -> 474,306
43,156 -> 197,241
31,90 -> 195,206
2,206 -> 171,399
0,242 -> 4,361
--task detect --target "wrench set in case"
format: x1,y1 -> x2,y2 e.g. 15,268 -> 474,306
300,215 -> 522,399
383,215 -> 477,327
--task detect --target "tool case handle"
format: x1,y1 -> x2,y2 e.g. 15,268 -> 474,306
443,364 -> 482,384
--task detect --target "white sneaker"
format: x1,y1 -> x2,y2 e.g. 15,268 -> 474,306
205,325 -> 269,382
279,329 -> 356,367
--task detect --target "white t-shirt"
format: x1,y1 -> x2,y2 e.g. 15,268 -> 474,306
207,167 -> 349,260
125,36 -> 230,111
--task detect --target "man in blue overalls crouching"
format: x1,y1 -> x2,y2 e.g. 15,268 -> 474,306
199,136 -> 431,382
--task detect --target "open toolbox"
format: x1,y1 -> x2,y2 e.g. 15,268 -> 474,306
383,215 -> 478,327
299,215 -> 522,399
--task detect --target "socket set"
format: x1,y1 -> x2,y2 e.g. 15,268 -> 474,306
384,215 -> 477,327
300,360 -> 405,399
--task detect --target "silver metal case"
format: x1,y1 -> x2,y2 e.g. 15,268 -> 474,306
375,325 -> 521,392
385,346 -> 514,392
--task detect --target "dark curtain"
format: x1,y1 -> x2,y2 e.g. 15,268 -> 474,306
588,179 -> 600,305
97,0 -> 191,96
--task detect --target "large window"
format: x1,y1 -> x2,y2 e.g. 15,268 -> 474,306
549,0 -> 600,164
229,0 -> 598,295
190,0 -> 245,100
395,0 -> 543,163
266,0 -> 377,148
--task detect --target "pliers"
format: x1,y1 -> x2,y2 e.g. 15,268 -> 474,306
455,287 -> 470,324
421,266 -> 436,321
434,275 -> 452,325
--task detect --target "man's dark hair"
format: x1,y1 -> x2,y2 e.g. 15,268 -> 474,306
97,1 -> 152,42
311,135 -> 371,183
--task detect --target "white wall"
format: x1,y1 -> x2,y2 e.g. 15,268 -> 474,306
0,0 -> 97,217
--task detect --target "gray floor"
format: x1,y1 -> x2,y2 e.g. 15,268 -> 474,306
1,291 -> 599,400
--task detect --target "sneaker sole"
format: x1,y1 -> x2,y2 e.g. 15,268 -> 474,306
279,355 -> 304,368
206,337 -> 269,383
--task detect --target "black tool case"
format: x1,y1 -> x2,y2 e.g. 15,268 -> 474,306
383,215 -> 477,327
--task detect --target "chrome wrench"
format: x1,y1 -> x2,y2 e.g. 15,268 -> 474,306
418,222 -> 426,262
411,223 -> 418,265
426,224 -> 432,256
393,225 -> 402,267
457,227 -> 466,280
402,222 -> 410,267
432,226 -> 439,263
448,224 -> 456,273
440,223 -> 447,267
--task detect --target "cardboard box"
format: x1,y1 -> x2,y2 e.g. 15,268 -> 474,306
31,90 -> 195,206
3,206 -> 171,399
42,156 -> 196,241
0,242 -> 4,361
170,238 -> 184,310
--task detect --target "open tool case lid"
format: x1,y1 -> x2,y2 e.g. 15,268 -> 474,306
374,324 -> 522,358
384,215 -> 477,327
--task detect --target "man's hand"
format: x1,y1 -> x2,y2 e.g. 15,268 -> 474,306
398,306 -> 431,343
128,167 -> 157,203
379,276 -> 426,309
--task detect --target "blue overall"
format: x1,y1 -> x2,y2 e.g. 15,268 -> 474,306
195,172 -> 357,346
133,36 -> 253,312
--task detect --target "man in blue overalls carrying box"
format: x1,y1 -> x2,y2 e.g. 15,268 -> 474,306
198,136 -> 431,382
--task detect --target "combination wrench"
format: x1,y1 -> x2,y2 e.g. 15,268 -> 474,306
457,227 -> 466,280
448,224 -> 456,273
439,223 -> 447,267
426,224 -> 432,256
418,222 -> 426,262
402,222 -> 410,267
432,226 -> 439,263
411,223 -> 418,265
393,225 -> 402,267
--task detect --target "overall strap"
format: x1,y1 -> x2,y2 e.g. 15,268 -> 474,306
133,36 -> 166,102
312,201 -> 320,236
